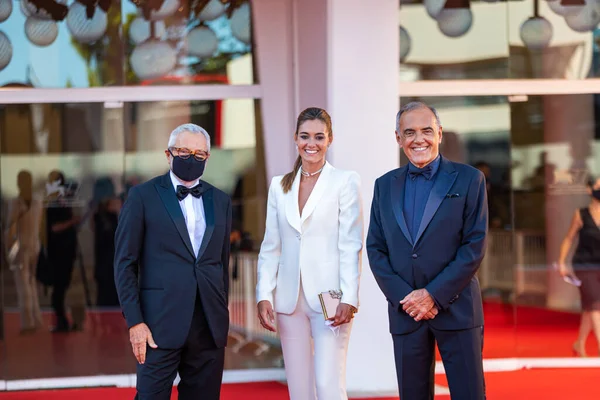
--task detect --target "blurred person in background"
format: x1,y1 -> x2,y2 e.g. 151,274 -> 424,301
45,170 -> 80,333
93,195 -> 121,307
474,161 -> 509,229
91,177 -> 121,307
558,176 -> 600,357
4,170 -> 44,334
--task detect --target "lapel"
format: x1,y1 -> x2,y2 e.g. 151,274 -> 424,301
300,162 -> 332,226
414,156 -> 457,244
155,173 -> 195,259
285,169 -> 302,233
196,186 -> 215,260
391,165 -> 413,245
284,162 -> 333,233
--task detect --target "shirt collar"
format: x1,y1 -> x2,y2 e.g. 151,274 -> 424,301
408,154 -> 441,180
169,170 -> 199,193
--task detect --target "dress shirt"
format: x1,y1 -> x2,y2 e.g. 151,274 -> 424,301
403,155 -> 441,242
402,155 -> 441,309
170,171 -> 206,257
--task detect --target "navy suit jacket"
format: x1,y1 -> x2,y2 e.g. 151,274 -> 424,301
367,156 -> 487,335
114,172 -> 232,349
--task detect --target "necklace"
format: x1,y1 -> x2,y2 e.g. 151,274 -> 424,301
300,164 -> 324,177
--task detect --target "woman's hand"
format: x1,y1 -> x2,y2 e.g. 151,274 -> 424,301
329,303 -> 356,327
558,262 -> 574,278
257,300 -> 276,332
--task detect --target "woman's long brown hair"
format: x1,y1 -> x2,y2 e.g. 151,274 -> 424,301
280,107 -> 333,193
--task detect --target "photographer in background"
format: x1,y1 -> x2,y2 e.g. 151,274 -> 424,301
45,170 -> 80,333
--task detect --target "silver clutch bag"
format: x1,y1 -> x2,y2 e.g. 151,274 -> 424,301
318,289 -> 342,320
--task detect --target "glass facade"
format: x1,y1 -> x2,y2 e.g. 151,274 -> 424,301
0,98 -> 278,379
1,0 -> 599,390
0,0 -> 254,87
400,0 -> 600,80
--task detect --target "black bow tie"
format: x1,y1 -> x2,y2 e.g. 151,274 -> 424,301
408,163 -> 433,180
176,184 -> 203,201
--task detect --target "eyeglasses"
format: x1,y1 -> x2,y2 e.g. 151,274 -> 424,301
168,147 -> 209,161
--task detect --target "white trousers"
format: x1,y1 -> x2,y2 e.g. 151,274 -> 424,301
276,286 -> 352,400
12,249 -> 43,331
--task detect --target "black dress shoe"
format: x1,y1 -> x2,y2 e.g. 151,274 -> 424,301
51,322 -> 71,333
71,323 -> 83,332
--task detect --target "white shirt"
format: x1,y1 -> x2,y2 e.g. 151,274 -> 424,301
170,171 -> 207,257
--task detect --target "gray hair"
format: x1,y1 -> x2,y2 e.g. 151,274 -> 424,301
396,101 -> 441,132
167,123 -> 211,151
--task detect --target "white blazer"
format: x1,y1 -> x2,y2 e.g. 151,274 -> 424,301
256,162 -> 364,314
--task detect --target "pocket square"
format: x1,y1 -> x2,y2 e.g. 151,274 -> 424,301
445,193 -> 460,198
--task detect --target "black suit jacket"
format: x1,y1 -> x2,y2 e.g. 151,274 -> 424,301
367,156 -> 487,335
114,172 -> 232,349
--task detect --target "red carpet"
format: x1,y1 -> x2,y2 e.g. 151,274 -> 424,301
2,301 -> 594,379
424,301 -> 598,361
1,369 -> 600,399
474,368 -> 600,399
0,383 -> 291,400
477,301 -> 596,359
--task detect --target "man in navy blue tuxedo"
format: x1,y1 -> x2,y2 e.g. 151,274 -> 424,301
114,123 -> 232,400
367,102 -> 488,400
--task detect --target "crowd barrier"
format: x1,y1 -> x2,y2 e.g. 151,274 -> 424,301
479,230 -> 548,298
229,230 -> 549,350
227,252 -> 280,354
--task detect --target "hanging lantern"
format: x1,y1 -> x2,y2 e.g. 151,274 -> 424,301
66,2 -> 108,44
186,26 -> 219,58
423,0 -> 445,19
0,0 -> 13,23
230,2 -> 251,44
520,16 -> 553,50
129,18 -> 166,44
547,0 -> 585,17
565,4 -> 600,32
400,26 -> 411,62
198,0 -> 227,21
21,0 -> 67,21
25,17 -> 59,47
22,0 -> 51,19
0,31 -> 12,71
437,8 -> 473,38
20,0 -> 31,16
147,0 -> 180,21
130,40 -> 177,80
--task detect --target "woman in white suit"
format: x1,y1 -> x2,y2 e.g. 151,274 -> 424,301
256,107 -> 363,400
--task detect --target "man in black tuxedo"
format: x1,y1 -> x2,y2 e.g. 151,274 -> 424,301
114,123 -> 232,400
367,102 -> 488,400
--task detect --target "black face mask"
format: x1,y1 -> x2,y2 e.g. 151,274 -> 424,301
592,189 -> 600,201
172,156 -> 206,182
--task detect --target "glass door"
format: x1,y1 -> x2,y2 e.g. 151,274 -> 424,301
0,96 -> 275,385
509,93 -> 600,359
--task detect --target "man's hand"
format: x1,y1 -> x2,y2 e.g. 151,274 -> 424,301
422,306 -> 438,320
329,303 -> 356,327
129,323 -> 157,364
400,289 -> 436,322
257,300 -> 276,332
